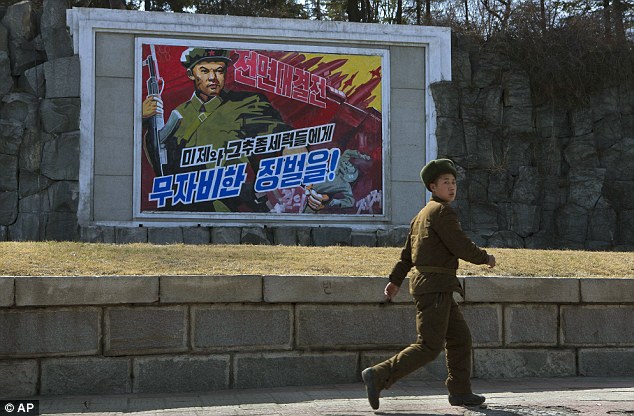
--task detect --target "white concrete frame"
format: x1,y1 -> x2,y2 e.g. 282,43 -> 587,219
67,8 -> 451,226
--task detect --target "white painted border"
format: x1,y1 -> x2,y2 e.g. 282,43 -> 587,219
67,8 -> 451,226
132,38 -> 389,222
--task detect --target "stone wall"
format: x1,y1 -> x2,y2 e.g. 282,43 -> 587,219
0,0 -> 80,242
1,275 -> 632,397
431,34 -> 634,251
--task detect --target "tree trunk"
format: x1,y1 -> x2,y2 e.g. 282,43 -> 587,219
603,0 -> 612,37
464,0 -> 469,27
315,0 -> 323,20
396,0 -> 403,23
425,0 -> 431,24
347,0 -> 361,21
416,0 -> 422,24
613,0 -> 626,43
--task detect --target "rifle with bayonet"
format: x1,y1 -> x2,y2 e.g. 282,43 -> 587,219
142,45 -> 182,177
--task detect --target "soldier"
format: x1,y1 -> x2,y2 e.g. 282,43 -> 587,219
361,158 -> 496,410
142,48 -> 291,212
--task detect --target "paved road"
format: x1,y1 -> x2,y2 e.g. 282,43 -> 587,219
34,377 -> 633,416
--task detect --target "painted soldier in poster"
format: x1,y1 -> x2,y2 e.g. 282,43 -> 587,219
142,48 -> 291,212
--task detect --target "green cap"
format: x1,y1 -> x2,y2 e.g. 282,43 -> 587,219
180,48 -> 232,69
420,158 -> 457,191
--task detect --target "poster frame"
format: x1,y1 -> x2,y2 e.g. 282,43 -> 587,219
132,36 -> 391,222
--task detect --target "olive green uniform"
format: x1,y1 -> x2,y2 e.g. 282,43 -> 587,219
371,195 -> 489,395
162,89 -> 289,212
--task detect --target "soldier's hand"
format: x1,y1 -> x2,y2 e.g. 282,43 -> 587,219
306,188 -> 329,211
142,95 -> 163,119
487,254 -> 496,268
384,282 -> 400,301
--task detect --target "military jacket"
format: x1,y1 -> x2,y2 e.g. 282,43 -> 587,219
166,89 -> 289,171
389,195 -> 489,295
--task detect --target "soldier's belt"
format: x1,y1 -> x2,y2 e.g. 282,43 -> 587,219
415,266 -> 457,275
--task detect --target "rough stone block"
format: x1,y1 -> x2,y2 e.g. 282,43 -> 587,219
561,305 -> 634,346
361,351 -> 447,381
296,227 -> 312,245
41,131 -> 80,180
211,227 -> 241,244
105,306 -> 187,355
18,128 -> 44,172
462,304 -> 502,346
40,98 -> 80,133
0,191 -> 18,225
8,213 -> 45,241
351,231 -> 377,247
115,227 -> 147,243
193,305 -> 291,350
241,226 -> 271,245
580,278 -> 634,303
312,226 -> 352,246
41,357 -> 130,395
182,227 -> 210,244
296,304 -> 416,348
134,355 -> 230,394
40,0 -> 74,61
148,227 -> 184,245
44,56 -> 80,98
19,170 -> 52,198
377,226 -> 410,247
464,277 -> 579,303
264,275 -> 407,304
1,93 -> 38,127
234,352 -> 357,389
473,349 -> 576,378
80,225 -> 115,243
0,120 -> 23,155
48,180 -> 79,212
161,275 -> 262,303
45,213 -> 78,241
504,305 -> 558,346
0,51 -> 14,97
578,348 -> 634,376
0,360 -> 38,398
272,227 -> 297,245
19,62 -> 46,98
0,276 -> 13,306
0,154 -> 17,191
0,308 -> 100,357
16,276 -> 159,306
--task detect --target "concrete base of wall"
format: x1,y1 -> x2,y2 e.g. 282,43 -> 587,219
1,275 -> 633,397
80,225 -> 410,247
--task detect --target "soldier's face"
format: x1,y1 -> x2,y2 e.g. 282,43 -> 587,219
189,61 -> 226,100
430,173 -> 457,202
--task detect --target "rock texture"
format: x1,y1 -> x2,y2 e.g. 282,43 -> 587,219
0,0 -> 79,241
431,34 -> 634,251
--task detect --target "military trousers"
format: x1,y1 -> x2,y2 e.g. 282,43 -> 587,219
372,292 -> 473,395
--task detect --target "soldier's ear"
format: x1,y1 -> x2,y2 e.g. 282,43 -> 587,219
186,69 -> 194,80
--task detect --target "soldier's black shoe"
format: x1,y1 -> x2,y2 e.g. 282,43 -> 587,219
448,393 -> 486,406
361,367 -> 381,410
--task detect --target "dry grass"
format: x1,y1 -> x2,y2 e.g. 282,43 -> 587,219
0,242 -> 632,278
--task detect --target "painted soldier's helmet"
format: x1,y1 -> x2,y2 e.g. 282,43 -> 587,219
180,48 -> 233,69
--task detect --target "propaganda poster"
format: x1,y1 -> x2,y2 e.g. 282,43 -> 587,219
136,40 -> 386,217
